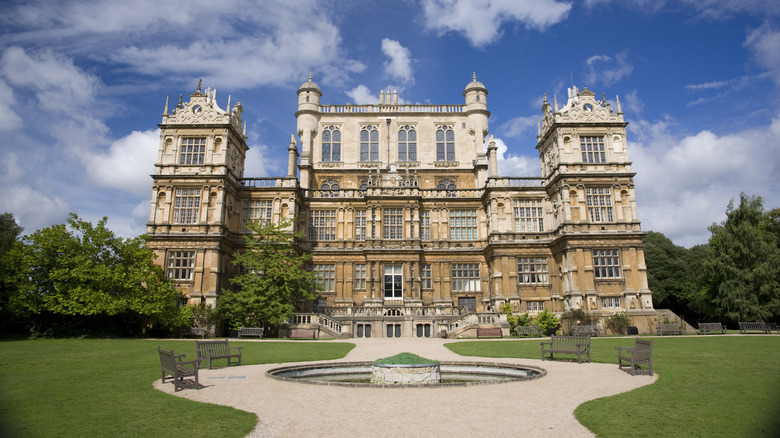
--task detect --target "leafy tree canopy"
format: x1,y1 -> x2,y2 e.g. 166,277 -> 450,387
217,218 -> 321,330
8,213 -> 183,335
643,231 -> 709,322
706,194 -> 780,323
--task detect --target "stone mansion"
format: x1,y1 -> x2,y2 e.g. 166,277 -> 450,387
146,75 -> 656,338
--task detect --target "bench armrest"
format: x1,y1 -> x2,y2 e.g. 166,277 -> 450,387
540,341 -> 552,347
229,346 -> 243,352
178,358 -> 201,368
615,346 -> 635,354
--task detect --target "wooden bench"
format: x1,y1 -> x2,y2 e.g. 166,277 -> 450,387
181,327 -> 207,338
738,322 -> 769,334
768,323 -> 779,333
572,325 -> 600,337
158,346 -> 200,391
195,339 -> 243,369
540,336 -> 591,363
477,327 -> 503,338
616,338 -> 654,376
697,322 -> 726,335
657,323 -> 684,335
290,328 -> 317,339
516,325 -> 542,337
238,327 -> 264,339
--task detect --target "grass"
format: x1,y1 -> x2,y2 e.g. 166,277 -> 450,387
373,352 -> 439,365
446,336 -> 780,438
0,338 -> 354,438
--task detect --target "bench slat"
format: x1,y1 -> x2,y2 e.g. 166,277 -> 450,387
540,336 -> 591,363
195,340 -> 243,369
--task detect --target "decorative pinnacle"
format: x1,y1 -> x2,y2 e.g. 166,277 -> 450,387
473,72 -> 477,81
308,72 -> 312,82
197,79 -> 202,93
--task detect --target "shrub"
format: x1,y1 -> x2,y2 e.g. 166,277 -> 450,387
605,311 -> 631,335
500,303 -> 533,335
563,308 -> 597,326
535,308 -> 560,335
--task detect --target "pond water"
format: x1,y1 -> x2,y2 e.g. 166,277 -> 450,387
266,361 -> 546,387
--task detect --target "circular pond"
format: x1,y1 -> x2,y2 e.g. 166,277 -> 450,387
266,361 -> 546,388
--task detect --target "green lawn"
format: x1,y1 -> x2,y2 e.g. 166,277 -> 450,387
0,339 -> 354,438
447,336 -> 780,438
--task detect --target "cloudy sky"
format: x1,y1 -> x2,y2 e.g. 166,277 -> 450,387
1,0 -> 779,247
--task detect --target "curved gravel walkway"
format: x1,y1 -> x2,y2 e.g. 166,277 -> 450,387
154,338 -> 656,437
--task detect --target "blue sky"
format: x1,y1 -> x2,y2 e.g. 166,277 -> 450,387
1,0 -> 779,247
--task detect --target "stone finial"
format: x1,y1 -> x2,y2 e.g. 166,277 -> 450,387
473,72 -> 477,81
308,72 -> 312,82
177,94 -> 183,108
616,95 -> 622,113
163,96 -> 169,115
197,78 -> 202,93
554,95 -> 558,112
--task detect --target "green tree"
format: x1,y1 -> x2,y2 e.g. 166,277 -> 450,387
706,194 -> 780,323
9,214 -> 183,336
217,218 -> 321,331
0,213 -> 25,335
643,231 -> 709,321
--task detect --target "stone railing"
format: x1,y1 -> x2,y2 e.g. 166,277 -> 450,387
320,104 -> 464,114
303,187 -> 484,199
487,177 -> 546,188
290,313 -> 343,333
239,178 -> 297,188
446,312 -> 505,332
323,306 -> 467,318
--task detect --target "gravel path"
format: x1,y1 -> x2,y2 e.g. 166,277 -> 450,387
154,338 -> 656,438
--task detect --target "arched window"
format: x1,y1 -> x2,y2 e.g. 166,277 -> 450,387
320,179 -> 340,197
360,126 -> 379,161
322,126 -> 341,162
398,125 -> 417,162
437,179 -> 456,197
436,126 -> 455,161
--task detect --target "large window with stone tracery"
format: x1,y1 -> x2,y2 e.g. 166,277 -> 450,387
586,187 -> 614,222
308,210 -> 336,241
398,125 -> 417,161
173,188 -> 200,224
360,126 -> 379,161
580,136 -> 605,163
179,137 -> 206,165
436,126 -> 455,161
321,126 -> 341,162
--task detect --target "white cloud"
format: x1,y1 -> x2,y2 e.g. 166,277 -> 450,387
685,81 -> 729,90
584,0 -> 780,18
87,129 -> 159,196
0,80 -> 23,131
490,137 -> 539,177
630,115 -> 780,247
584,51 -> 633,87
346,85 -> 377,105
381,39 -> 414,83
499,115 -> 537,138
421,0 -> 571,47
621,90 -> 644,116
744,25 -> 780,86
0,47 -> 100,114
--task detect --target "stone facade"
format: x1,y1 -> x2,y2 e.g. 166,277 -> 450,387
146,77 -> 655,337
